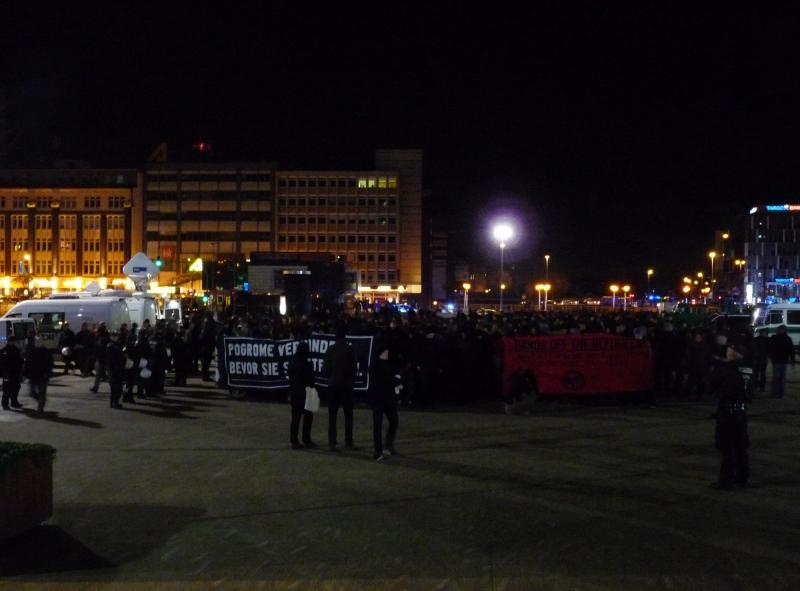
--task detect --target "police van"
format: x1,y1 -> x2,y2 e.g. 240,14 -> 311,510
752,303 -> 800,347
3,297 -> 130,351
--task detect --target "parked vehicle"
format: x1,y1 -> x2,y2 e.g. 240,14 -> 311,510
752,303 -> 800,347
3,298 -> 129,350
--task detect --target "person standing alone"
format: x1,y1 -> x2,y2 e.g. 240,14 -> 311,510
709,345 -> 750,489
324,326 -> 357,451
371,344 -> 400,461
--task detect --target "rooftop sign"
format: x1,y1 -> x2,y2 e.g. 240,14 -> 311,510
764,204 -> 800,212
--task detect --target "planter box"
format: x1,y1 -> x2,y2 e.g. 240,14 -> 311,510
0,444 -> 54,542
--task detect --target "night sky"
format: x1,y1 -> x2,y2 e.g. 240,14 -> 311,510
3,3 -> 799,294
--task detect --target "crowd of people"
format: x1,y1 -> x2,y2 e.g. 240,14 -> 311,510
0,304 -> 793,477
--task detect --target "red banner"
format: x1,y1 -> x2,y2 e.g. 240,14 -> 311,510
502,334 -> 653,395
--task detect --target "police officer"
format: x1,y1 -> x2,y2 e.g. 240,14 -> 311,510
1,337 -> 23,410
708,345 -> 750,490
107,332 -> 126,409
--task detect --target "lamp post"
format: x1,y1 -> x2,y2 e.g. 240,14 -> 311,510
622,284 -> 630,311
462,282 -> 471,312
543,283 -> 551,311
709,251 -> 717,299
545,254 -> 550,282
535,284 -> 543,310
493,224 -> 513,312
646,268 -> 653,294
610,284 -> 619,309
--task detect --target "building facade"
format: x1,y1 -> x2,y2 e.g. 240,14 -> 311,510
744,204 -> 800,302
0,169 -> 142,293
143,163 -> 275,286
146,149 -> 423,300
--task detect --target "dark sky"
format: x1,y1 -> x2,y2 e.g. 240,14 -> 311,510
3,3 -> 800,294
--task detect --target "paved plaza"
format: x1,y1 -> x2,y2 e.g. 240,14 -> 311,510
1,370 -> 800,590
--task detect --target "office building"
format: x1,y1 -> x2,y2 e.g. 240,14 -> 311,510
146,149 -> 423,301
744,203 -> 800,302
0,169 -> 142,294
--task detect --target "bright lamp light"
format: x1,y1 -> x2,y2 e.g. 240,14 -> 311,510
492,224 -> 513,244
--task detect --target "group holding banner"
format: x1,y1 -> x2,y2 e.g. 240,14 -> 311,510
223,334 -> 374,391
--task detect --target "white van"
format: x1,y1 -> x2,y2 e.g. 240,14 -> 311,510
49,289 -> 161,330
752,303 -> 800,347
3,298 -> 130,351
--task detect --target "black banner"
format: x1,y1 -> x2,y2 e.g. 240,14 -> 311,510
223,334 -> 374,390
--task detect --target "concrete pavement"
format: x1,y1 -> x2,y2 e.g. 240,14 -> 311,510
1,370 -> 800,590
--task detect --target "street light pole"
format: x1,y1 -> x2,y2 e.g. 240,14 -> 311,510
709,251 -> 717,300
462,282 -> 471,312
622,285 -> 630,311
646,268 -> 653,294
493,224 -> 513,313
545,254 -> 550,282
610,284 -> 619,309
499,242 -> 505,312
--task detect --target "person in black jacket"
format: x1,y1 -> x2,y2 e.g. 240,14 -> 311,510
752,331 -> 769,394
371,344 -> 400,461
323,326 -> 357,451
107,333 -> 127,409
58,322 -> 77,374
287,342 -> 317,449
768,325 -> 795,398
123,332 -> 139,403
90,325 -> 110,393
24,339 -> 53,414
1,338 -> 23,410
200,317 -> 217,382
709,345 -> 751,489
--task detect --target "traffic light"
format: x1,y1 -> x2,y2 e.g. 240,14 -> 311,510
155,256 -> 163,268
202,292 -> 209,303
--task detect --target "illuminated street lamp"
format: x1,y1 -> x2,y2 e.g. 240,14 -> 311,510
545,254 -> 550,282
610,284 -> 619,309
542,283 -> 551,311
646,269 -> 654,294
622,284 -> 631,311
682,284 -> 691,302
493,223 -> 513,312
535,284 -> 543,310
709,251 -> 717,299
462,282 -> 471,312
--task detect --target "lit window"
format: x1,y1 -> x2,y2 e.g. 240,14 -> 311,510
357,178 -> 367,189
378,177 -> 387,188
367,177 -> 376,188
388,177 -> 397,189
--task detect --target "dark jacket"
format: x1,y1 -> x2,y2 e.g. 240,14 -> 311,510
287,355 -> 315,405
324,339 -> 357,389
768,333 -> 795,364
24,346 -> 53,382
0,343 -> 22,382
107,341 -> 126,381
58,328 -> 76,350
371,352 -> 401,406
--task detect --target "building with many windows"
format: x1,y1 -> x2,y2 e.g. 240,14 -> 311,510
143,163 -> 274,284
0,169 -> 142,293
744,203 -> 800,302
0,149 -> 423,301
146,149 -> 423,300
